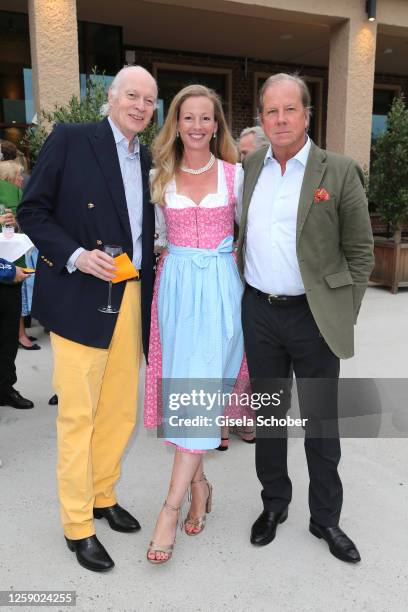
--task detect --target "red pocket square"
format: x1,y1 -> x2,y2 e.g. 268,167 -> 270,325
314,188 -> 331,203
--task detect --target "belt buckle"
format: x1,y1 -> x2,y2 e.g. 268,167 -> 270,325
267,294 -> 286,303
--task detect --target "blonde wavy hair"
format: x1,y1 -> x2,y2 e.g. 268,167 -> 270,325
151,84 -> 237,205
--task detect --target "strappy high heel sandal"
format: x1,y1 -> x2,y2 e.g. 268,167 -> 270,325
146,500 -> 179,564
184,475 -> 213,536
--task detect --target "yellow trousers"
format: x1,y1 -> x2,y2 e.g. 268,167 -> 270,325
51,281 -> 141,539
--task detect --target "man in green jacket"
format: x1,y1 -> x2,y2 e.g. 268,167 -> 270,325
237,73 -> 374,563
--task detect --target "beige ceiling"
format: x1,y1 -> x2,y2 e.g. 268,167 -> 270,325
1,0 -> 407,76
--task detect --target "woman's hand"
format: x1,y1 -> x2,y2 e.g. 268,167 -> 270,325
157,247 -> 168,258
0,208 -> 16,226
154,245 -> 168,255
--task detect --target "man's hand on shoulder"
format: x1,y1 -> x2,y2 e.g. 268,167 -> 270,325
75,249 -> 117,281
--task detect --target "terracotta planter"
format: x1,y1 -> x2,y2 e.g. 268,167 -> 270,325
370,236 -> 408,293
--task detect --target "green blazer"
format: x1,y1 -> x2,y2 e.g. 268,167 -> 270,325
236,141 -> 375,359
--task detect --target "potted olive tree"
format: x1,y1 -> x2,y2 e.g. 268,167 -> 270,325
369,95 -> 408,293
23,71 -> 157,164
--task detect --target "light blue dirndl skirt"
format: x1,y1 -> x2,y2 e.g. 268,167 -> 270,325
158,236 -> 244,451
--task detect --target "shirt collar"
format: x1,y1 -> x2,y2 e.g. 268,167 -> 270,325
108,116 -> 140,155
264,135 -> 311,167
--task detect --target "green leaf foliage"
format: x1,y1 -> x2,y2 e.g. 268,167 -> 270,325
369,95 -> 408,233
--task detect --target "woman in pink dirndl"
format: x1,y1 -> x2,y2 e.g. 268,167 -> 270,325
144,85 -> 250,563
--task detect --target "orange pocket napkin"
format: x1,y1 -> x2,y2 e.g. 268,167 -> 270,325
111,253 -> 139,284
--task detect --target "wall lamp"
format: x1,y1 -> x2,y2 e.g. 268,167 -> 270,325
366,0 -> 376,22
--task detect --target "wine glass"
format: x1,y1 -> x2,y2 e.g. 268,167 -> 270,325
0,204 -> 15,239
98,244 -> 122,314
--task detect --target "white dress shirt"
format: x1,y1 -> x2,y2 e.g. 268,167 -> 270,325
244,137 -> 311,295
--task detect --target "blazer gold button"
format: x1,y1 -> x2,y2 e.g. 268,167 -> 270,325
96,240 -> 102,245
87,203 -> 95,209
154,233 -> 159,239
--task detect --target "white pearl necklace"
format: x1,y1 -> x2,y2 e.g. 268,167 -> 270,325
180,153 -> 215,175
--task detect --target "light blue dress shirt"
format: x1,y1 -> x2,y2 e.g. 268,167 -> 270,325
67,117 -> 143,272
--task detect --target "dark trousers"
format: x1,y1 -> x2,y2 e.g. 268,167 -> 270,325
242,285 -> 343,527
0,283 -> 21,393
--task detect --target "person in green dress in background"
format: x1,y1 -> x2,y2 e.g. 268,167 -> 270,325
0,158 -> 40,351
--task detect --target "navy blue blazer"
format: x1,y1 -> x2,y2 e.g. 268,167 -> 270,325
17,118 -> 155,357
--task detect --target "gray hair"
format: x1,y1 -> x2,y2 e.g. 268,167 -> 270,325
100,65 -> 158,117
0,159 -> 23,182
239,126 -> 269,148
258,73 -> 311,113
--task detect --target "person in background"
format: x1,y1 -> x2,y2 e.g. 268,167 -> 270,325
0,160 -> 40,350
217,125 -> 269,448
0,139 -> 31,191
16,149 -> 31,190
16,149 -> 38,334
238,126 -> 269,162
0,139 -> 18,162
0,256 -> 34,409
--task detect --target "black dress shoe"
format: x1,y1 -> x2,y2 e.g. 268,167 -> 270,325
65,535 -> 114,572
48,394 -> 58,405
18,341 -> 41,350
309,518 -> 361,563
0,388 -> 34,409
216,437 -> 229,451
250,508 -> 288,546
93,504 -> 141,532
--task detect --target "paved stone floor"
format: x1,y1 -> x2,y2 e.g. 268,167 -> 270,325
0,286 -> 407,612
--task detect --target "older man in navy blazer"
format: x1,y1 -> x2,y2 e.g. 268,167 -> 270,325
18,66 -> 157,572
